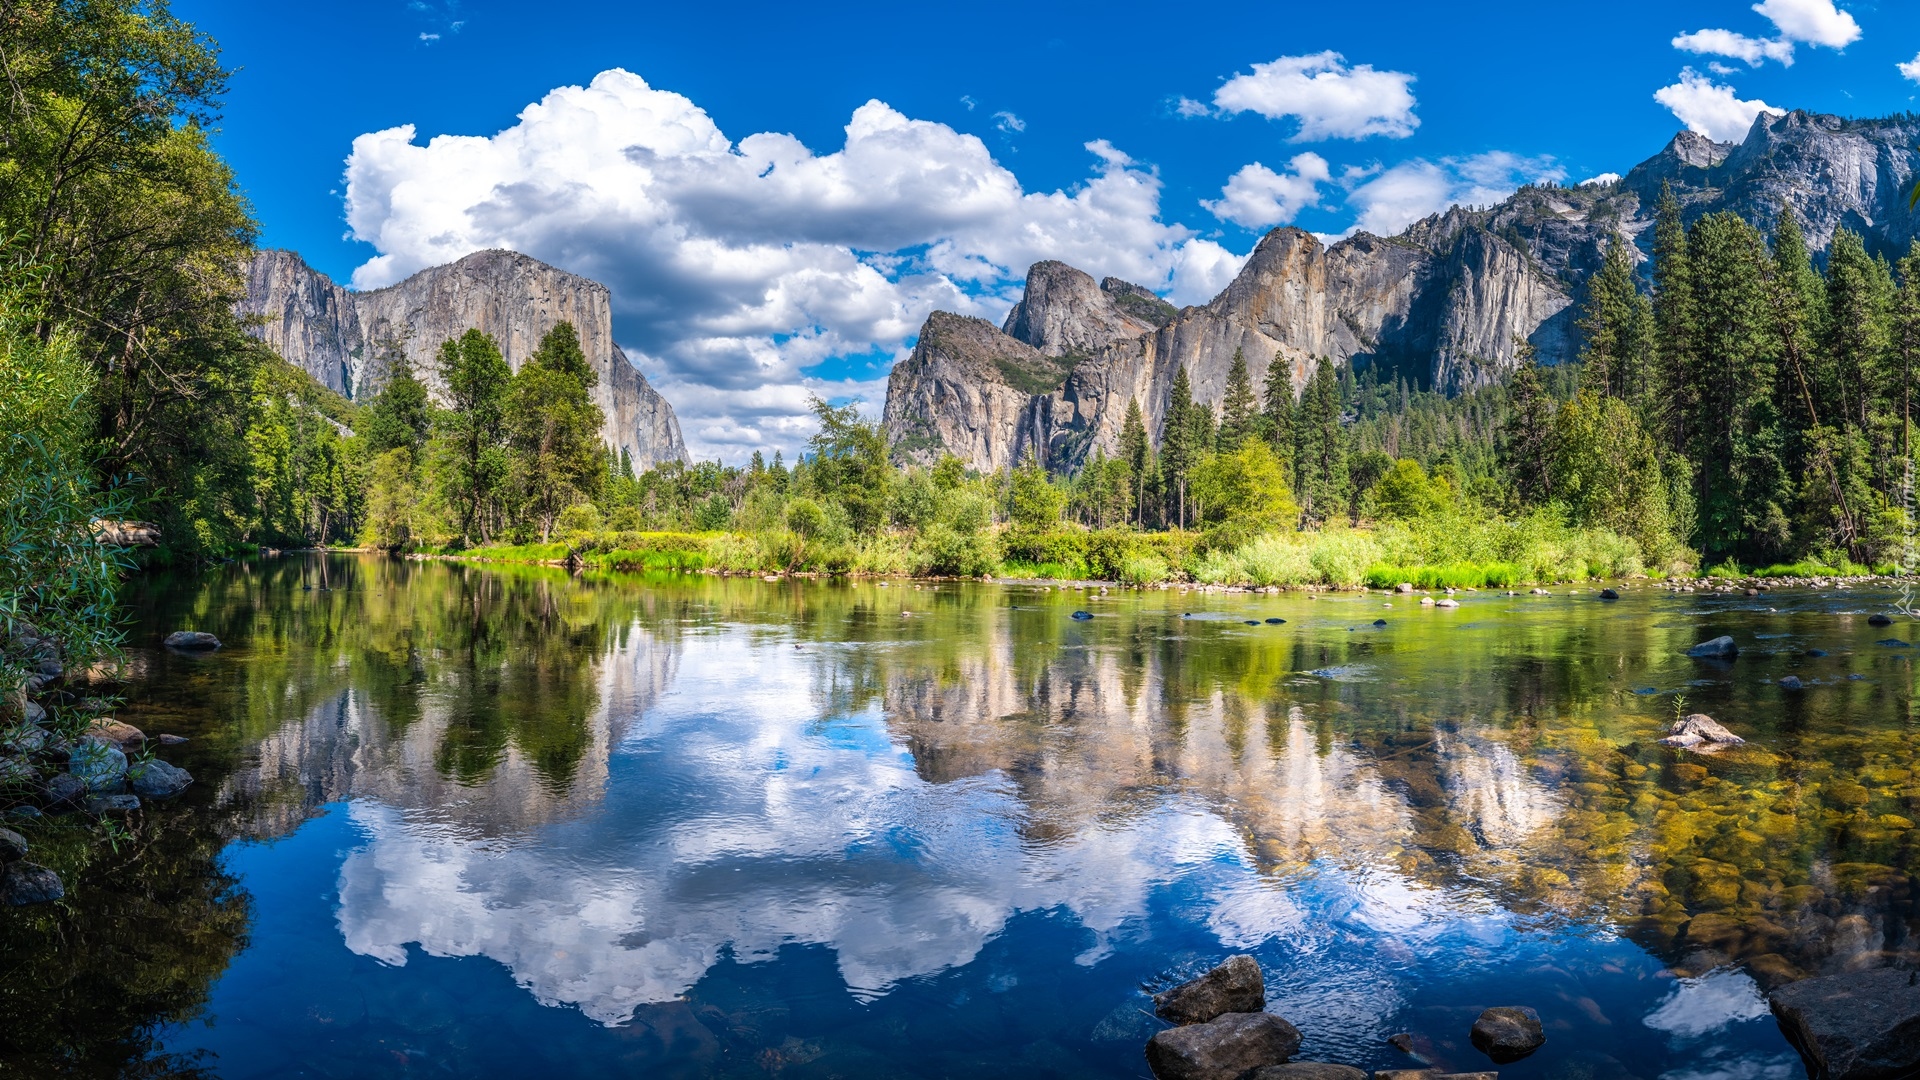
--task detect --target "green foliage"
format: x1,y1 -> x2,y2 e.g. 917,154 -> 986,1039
803,396 -> 891,534
0,297 -> 130,689
508,323 -> 607,541
437,329 -> 513,544
1361,458 -> 1454,522
1190,440 -> 1298,530
1294,359 -> 1348,525
1217,348 -> 1260,449
1007,452 -> 1066,529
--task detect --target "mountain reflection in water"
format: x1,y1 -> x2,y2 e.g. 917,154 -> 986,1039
6,554 -> 1914,1079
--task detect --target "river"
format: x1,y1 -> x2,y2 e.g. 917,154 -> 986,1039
4,553 -> 1915,1079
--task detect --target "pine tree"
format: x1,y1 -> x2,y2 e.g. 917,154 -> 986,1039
1577,240 -> 1655,403
1766,206 -> 1857,556
1500,340 -> 1555,505
1686,211 -> 1790,563
1651,182 -> 1696,455
363,347 -> 432,456
1293,359 -> 1348,525
1262,350 -> 1294,472
1163,367 -> 1197,528
1218,348 -> 1259,449
508,321 -> 608,542
1120,397 -> 1150,527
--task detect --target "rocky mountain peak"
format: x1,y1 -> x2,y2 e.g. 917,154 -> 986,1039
1001,260 -> 1161,356
238,249 -> 688,469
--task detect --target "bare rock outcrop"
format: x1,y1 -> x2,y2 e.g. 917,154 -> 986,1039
239,249 -> 688,471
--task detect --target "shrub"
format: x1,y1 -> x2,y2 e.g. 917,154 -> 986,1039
1308,531 -> 1382,586
1118,552 -> 1171,585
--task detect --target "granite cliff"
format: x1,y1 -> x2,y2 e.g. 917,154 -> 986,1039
884,109 -> 1920,472
240,249 -> 688,469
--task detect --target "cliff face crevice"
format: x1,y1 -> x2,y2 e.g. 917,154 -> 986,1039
887,109 -> 1920,473
238,249 -> 688,469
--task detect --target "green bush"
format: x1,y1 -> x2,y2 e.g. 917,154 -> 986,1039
1118,552 -> 1171,585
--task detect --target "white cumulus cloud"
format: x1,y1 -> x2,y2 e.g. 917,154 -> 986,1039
1900,52 -> 1920,83
1212,52 -> 1418,141
1671,0 -> 1861,69
1672,28 -> 1795,66
1202,153 -> 1332,229
1580,172 -> 1623,187
343,69 -> 1240,461
1752,0 -> 1861,49
1342,152 -> 1566,238
1654,69 -> 1784,143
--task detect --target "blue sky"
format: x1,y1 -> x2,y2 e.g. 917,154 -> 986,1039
182,0 -> 1920,460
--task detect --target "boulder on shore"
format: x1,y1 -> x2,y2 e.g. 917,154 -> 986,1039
1688,635 -> 1739,658
83,718 -> 145,749
67,740 -> 126,791
129,758 -> 191,799
1772,968 -> 1920,1080
1470,1005 -> 1545,1063
39,772 -> 84,808
1145,1011 -> 1302,1080
0,826 -> 26,862
1661,714 -> 1746,750
1154,956 -> 1266,1025
163,631 -> 221,650
0,861 -> 63,905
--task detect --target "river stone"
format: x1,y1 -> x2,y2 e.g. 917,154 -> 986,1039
23,700 -> 45,725
1781,676 -> 1805,690
39,772 -> 83,808
84,718 -> 145,748
0,861 -> 63,905
1154,955 -> 1265,1024
1869,614 -> 1894,627
0,826 -> 25,862
1661,714 -> 1745,750
1688,635 -> 1739,658
1145,1012 -> 1301,1080
1600,587 -> 1621,600
163,630 -> 221,650
4,724 -> 47,754
129,758 -> 191,799
1772,968 -> 1920,1080
67,741 -> 126,790
156,733 -> 188,745
0,755 -> 36,786
86,793 -> 139,813
1396,582 -> 1413,593
1375,1073 -> 1496,1080
1470,1005 -> 1545,1063
1071,611 -> 1093,621
1242,1065 -> 1366,1080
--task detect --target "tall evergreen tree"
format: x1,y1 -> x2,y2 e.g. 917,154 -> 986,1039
1500,341 -> 1555,505
1262,350 -> 1295,471
1218,348 -> 1259,449
364,346 -> 432,456
437,329 -> 513,544
1293,359 -> 1348,526
1766,207 -> 1857,556
1120,397 -> 1150,527
1577,240 -> 1655,404
1651,182 -> 1697,454
1686,212 -> 1790,562
1162,366 -> 1198,527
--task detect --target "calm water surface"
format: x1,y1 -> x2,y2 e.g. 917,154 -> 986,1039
5,555 -> 1918,1079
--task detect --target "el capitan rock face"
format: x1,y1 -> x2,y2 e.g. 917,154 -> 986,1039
885,109 -> 1920,473
240,249 -> 688,470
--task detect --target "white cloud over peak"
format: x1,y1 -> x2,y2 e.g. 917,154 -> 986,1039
1202,153 -> 1332,229
1752,0 -> 1860,49
1580,172 -> 1623,187
344,69 -> 1241,461
1671,0 -> 1860,69
1343,152 -> 1566,238
1653,69 -> 1784,143
1212,52 -> 1419,141
1672,28 -> 1795,66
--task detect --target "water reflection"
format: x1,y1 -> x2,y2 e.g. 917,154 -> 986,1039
27,556 -> 1919,1077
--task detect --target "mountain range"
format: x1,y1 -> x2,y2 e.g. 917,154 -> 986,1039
236,109 -> 1920,476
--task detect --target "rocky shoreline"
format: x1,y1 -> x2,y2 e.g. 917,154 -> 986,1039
0,627 -> 201,904
1144,955 -> 1920,1080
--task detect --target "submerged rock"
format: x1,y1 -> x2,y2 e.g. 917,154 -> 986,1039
1661,714 -> 1746,750
1688,635 -> 1739,658
1771,968 -> 1920,1080
1153,955 -> 1265,1025
1868,614 -> 1894,627
129,758 -> 192,799
1145,1011 -> 1301,1080
0,861 -> 63,905
1071,611 -> 1093,621
1600,588 -> 1621,600
1470,1005 -> 1545,1063
85,793 -> 139,813
163,630 -> 221,650
1265,618 -> 1286,625
1781,676 -> 1805,691
1242,1065 -> 1366,1080
83,718 -> 145,749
